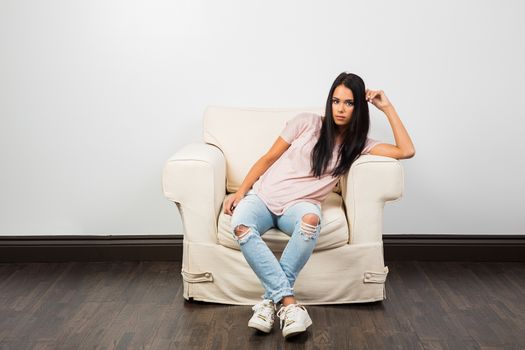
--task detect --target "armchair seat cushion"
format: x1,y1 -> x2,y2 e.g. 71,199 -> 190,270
217,192 -> 349,253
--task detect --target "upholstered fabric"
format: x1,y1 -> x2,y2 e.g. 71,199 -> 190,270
203,106 -> 324,193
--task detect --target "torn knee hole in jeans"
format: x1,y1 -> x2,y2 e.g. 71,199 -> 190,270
234,225 -> 253,242
299,219 -> 320,241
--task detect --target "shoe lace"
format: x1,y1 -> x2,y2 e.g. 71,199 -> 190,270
252,300 -> 275,320
277,304 -> 304,329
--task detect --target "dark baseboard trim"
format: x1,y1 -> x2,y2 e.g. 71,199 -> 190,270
383,234 -> 525,261
0,234 -> 523,262
0,235 -> 183,263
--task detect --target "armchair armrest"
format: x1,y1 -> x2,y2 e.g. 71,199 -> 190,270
340,155 -> 404,244
162,142 -> 226,243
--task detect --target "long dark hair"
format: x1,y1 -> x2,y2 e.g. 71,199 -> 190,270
311,72 -> 371,178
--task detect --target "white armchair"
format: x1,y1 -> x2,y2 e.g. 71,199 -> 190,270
162,106 -> 404,305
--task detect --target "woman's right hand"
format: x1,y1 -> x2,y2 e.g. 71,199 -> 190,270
223,191 -> 246,216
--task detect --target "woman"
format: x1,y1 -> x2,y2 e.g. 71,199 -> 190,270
224,72 -> 415,339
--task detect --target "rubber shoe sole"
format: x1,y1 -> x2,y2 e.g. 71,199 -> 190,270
283,314 -> 312,338
248,318 -> 273,333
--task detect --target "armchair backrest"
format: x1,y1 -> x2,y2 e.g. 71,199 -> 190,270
203,105 -> 324,193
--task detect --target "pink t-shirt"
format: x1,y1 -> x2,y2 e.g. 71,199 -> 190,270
251,112 -> 381,215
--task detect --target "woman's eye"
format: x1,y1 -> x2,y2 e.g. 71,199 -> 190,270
345,101 -> 354,106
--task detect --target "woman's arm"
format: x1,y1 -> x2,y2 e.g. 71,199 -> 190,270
224,136 -> 291,215
237,157 -> 275,196
237,136 -> 291,195
366,89 -> 416,159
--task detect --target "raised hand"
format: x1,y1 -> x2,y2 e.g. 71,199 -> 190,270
365,89 -> 393,111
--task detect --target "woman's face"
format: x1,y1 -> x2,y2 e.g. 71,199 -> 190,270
331,84 -> 355,130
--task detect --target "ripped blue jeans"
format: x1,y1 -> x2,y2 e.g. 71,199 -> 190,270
230,189 -> 322,304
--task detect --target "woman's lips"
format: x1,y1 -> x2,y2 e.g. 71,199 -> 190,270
335,115 -> 345,120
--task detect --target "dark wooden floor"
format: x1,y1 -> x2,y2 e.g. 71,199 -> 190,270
0,261 -> 524,350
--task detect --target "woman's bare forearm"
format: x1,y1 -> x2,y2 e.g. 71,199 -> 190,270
237,156 -> 274,196
383,105 -> 416,156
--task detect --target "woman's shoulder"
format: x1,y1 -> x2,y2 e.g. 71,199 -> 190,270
283,112 -> 324,137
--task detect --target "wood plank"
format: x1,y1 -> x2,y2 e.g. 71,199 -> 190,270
0,261 -> 524,349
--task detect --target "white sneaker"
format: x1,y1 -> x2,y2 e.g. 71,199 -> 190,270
277,303 -> 313,338
248,299 -> 276,333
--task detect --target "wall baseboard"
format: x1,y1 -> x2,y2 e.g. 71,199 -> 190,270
0,235 -> 183,263
0,234 -> 523,262
382,234 -> 524,261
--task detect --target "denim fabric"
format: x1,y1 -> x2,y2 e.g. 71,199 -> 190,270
230,189 -> 322,304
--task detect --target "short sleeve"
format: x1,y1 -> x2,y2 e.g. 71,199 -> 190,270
279,113 -> 312,144
361,137 -> 382,154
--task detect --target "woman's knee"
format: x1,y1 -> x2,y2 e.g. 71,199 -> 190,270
302,213 -> 320,226
299,213 -> 321,241
232,224 -> 262,245
233,224 -> 251,239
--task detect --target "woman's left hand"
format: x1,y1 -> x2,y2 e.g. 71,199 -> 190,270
365,89 -> 393,111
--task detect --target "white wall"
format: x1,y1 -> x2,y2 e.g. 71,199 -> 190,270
1,0 -> 524,236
